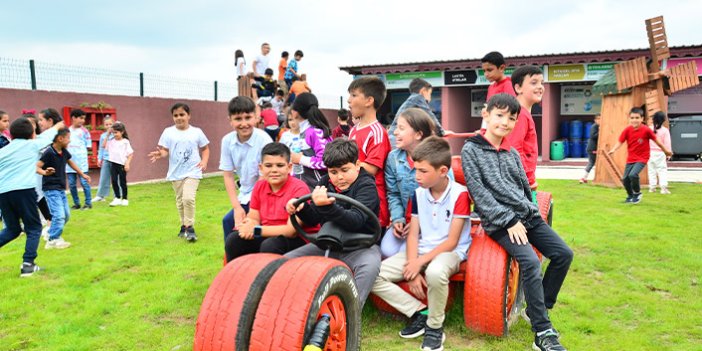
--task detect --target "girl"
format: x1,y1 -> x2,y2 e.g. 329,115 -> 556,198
580,114 -> 600,183
648,111 -> 672,194
106,122 -> 134,206
0,110 -> 11,147
93,116 -> 114,202
235,49 -> 253,99
278,109 -> 304,177
381,108 -> 436,257
289,93 -> 332,190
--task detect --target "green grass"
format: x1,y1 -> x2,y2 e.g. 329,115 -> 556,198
0,178 -> 701,350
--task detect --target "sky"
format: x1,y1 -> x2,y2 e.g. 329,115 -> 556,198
1,0 -> 700,107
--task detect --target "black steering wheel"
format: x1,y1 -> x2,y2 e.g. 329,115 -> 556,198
289,193 -> 382,252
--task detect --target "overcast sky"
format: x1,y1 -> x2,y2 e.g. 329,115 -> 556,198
2,0 -> 700,106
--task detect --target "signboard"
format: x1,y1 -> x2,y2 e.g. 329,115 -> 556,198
385,71 -> 443,89
560,84 -> 602,115
470,89 -> 488,117
444,70 -> 477,85
547,63 -> 615,82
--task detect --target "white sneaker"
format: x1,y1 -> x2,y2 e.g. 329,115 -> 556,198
92,196 -> 105,202
661,188 -> 671,194
121,199 -> 129,206
45,237 -> 71,249
109,198 -> 122,207
649,187 -> 656,193
41,226 -> 50,241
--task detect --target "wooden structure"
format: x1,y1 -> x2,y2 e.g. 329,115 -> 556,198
593,16 -> 700,187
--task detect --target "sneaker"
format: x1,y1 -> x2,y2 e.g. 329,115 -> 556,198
178,225 -> 187,238
532,329 -> 566,351
399,311 -> 427,339
421,326 -> 445,351
661,188 -> 671,195
71,204 -> 81,210
92,196 -> 105,202
632,193 -> 642,204
185,226 -> 197,242
109,198 -> 122,207
20,262 -> 41,277
623,196 -> 633,204
649,187 -> 657,193
81,204 -> 92,210
121,199 -> 129,206
45,237 -> 71,250
578,178 -> 587,184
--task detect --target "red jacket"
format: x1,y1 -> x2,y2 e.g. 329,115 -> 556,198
505,107 -> 538,186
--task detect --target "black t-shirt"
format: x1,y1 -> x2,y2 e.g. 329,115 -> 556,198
40,146 -> 72,191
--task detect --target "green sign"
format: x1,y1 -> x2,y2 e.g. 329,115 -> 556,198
548,63 -> 616,82
385,71 -> 442,81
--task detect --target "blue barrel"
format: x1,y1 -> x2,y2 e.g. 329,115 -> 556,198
569,138 -> 583,158
560,121 -> 570,139
584,122 -> 594,139
570,120 -> 583,139
562,139 -> 570,157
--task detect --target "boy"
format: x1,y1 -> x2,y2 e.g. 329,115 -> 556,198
93,115 -> 114,202
347,76 -> 391,228
285,139 -> 381,308
0,118 -> 64,276
372,136 -> 472,351
66,109 -> 93,210
462,94 -> 573,351
284,50 -> 304,89
37,128 -> 91,249
482,51 -> 516,99
581,113 -> 601,183
388,78 -> 450,146
332,108 -> 352,139
149,103 -> 210,241
608,107 -> 672,204
271,89 -> 285,118
260,102 -> 280,141
220,96 -> 273,242
277,51 -> 289,96
507,66 -> 542,189
253,68 -> 277,102
225,143 -> 312,261
0,110 -> 10,149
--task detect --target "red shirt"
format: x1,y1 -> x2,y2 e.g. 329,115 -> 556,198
487,76 -> 516,100
618,125 -> 657,163
505,107 -> 538,186
261,109 -> 278,128
249,177 -> 318,238
349,120 -> 391,227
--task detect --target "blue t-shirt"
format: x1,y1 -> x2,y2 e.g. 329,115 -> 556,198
284,59 -> 299,80
66,126 -> 91,173
0,128 -> 57,194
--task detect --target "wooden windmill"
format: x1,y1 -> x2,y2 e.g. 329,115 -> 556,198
594,16 -> 700,187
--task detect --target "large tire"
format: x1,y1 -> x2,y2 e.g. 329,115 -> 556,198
369,281 -> 456,315
193,254 -> 286,351
535,191 -> 553,225
463,227 -> 521,336
451,155 -> 466,186
249,257 -> 360,351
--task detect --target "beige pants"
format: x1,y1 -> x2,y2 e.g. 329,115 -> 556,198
372,251 -> 462,328
171,178 -> 200,227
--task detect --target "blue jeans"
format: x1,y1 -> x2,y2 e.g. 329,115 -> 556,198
222,203 -> 249,242
67,173 -> 92,207
44,190 -> 70,241
96,161 -> 112,198
0,189 -> 42,263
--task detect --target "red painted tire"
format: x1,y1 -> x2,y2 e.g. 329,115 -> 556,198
249,257 -> 360,351
193,253 -> 286,351
535,191 -> 553,225
451,156 -> 466,186
463,227 -> 521,336
369,281 -> 456,315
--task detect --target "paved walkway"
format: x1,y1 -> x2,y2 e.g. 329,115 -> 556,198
537,165 -> 702,183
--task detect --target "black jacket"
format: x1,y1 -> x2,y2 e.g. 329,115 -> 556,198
586,123 -> 599,153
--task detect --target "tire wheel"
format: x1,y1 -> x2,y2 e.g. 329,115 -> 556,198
193,253 -> 286,351
369,281 -> 456,315
463,227 -> 521,336
535,191 -> 553,225
249,257 -> 360,351
451,156 -> 466,186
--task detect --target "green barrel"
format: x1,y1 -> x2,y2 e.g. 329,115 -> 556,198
550,140 -> 565,160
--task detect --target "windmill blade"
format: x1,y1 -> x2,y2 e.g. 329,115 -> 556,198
668,61 -> 700,93
614,57 -> 649,91
645,16 -> 670,71
645,88 -> 662,116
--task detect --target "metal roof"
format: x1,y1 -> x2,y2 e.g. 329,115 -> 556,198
339,45 -> 702,75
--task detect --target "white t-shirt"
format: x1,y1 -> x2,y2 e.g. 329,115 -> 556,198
279,130 -> 302,150
235,57 -> 247,77
219,128 -> 272,205
158,126 -> 210,181
254,54 -> 270,76
271,97 -> 284,115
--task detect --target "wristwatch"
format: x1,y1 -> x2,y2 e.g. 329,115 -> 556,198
253,225 -> 262,238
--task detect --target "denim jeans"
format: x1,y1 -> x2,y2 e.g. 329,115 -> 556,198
67,173 -> 92,207
43,190 -> 71,241
622,162 -> 646,196
96,161 -> 112,198
222,203 -> 249,242
0,189 -> 42,264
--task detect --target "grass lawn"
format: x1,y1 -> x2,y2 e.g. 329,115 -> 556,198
0,177 -> 701,350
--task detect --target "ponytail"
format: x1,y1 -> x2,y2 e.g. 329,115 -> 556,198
292,93 -> 331,138
652,111 -> 666,135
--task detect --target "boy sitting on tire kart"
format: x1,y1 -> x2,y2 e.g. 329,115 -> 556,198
285,138 -> 382,309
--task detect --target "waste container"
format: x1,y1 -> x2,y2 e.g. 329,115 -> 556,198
550,140 -> 565,160
669,116 -> 702,158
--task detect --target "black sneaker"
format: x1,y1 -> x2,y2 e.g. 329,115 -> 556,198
71,204 -> 81,210
178,225 -> 187,238
81,204 -> 92,210
631,192 -> 642,204
421,326 -> 445,351
533,329 -> 566,351
185,227 -> 197,242
20,262 -> 41,277
399,311 -> 427,338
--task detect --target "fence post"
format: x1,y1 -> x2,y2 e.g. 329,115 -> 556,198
139,73 -> 144,97
214,81 -> 218,101
339,96 -> 343,109
29,60 -> 37,90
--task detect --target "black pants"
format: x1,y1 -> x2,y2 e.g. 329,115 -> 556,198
491,219 -> 574,333
110,161 -> 128,199
37,197 -> 52,221
225,231 -> 306,262
0,189 -> 42,264
584,150 -> 597,173
622,162 -> 646,196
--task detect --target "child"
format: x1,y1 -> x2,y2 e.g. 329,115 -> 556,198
609,108 -> 672,203
271,89 -> 285,120
0,110 -> 10,149
284,50 -> 304,89
93,116 -> 114,202
66,109 -> 93,210
105,122 -> 134,207
37,128 -> 91,249
388,78 -> 449,146
36,108 -> 64,236
289,93 -> 333,190
285,138 -> 382,308
332,108 -> 352,139
220,96 -> 273,241
149,103 -> 210,241
347,76 -> 391,228
277,51 -> 289,96
580,114 -> 601,183
235,49 -> 252,100
462,94 -> 573,351
373,136 -> 471,351
253,68 -> 277,102
260,101 -> 280,141
225,143 -> 312,261
507,66 -> 542,189
382,108 -> 437,258
647,111 -> 672,194
0,117 -> 63,276
483,51 -> 517,99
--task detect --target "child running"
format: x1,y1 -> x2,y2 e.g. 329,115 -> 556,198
580,114 -> 600,183
93,116 -> 114,202
647,111 -> 672,194
289,92 -> 333,189
149,103 -> 210,241
105,122 -> 134,207
373,136 -> 472,351
66,109 -> 93,210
